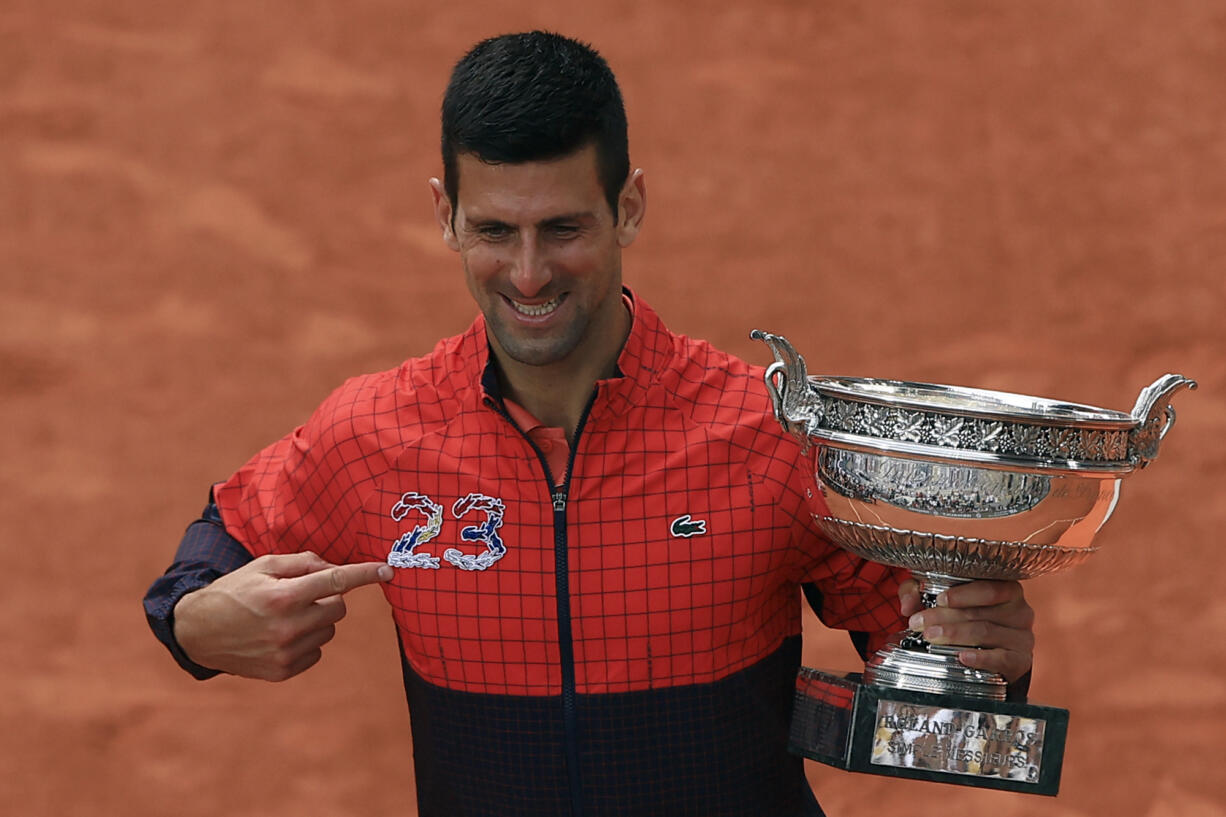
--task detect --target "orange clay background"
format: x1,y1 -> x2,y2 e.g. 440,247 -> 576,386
2,2 -> 1223,815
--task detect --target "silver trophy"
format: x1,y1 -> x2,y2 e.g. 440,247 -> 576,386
752,330 -> 1194,795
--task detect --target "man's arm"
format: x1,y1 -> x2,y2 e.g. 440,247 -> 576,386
144,496 -> 392,681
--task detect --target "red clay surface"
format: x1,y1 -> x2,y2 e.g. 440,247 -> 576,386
3,2 -> 1223,815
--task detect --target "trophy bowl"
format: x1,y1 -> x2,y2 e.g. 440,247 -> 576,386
752,330 -> 1196,702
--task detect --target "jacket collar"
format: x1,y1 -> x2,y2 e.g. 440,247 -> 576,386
592,288 -> 674,422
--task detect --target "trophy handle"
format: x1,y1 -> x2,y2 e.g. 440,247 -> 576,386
1129,374 -> 1197,468
751,330 -> 820,450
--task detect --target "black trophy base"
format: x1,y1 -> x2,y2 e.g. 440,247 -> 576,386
790,667 -> 1068,796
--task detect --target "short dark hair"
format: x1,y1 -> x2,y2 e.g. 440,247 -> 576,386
441,31 -> 629,217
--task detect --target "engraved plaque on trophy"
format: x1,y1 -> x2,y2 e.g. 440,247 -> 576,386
752,330 -> 1194,796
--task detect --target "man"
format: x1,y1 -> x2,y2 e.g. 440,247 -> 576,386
145,31 -> 1034,816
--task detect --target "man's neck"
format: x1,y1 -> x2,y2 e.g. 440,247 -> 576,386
493,301 -> 631,439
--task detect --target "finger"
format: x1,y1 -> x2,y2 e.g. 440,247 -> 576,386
276,646 -> 326,681
288,621 -> 339,656
258,623 -> 338,682
255,551 -> 331,579
898,578 -> 922,617
956,647 -> 1032,684
290,561 -> 394,602
299,594 -> 349,631
910,601 -> 1034,634
936,580 -> 1023,609
264,597 -> 346,652
920,618 -> 1035,656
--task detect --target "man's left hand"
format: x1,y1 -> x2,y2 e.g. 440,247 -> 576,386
899,578 -> 1035,683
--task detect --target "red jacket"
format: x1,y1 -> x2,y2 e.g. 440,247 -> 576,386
211,291 -> 905,816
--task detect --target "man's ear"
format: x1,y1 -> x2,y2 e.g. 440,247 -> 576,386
616,168 -> 646,248
429,178 -> 460,251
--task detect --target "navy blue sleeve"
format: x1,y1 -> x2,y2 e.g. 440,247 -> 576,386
1005,669 -> 1031,703
143,494 -> 254,680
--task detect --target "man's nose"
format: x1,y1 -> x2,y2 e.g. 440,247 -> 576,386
507,236 -> 551,297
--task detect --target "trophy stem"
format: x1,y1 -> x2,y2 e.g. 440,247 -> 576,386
863,571 -> 1008,701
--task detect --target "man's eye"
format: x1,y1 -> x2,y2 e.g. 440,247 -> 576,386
549,225 -> 580,238
478,225 -> 511,239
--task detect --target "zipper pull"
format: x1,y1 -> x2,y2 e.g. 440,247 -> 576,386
552,491 -> 566,512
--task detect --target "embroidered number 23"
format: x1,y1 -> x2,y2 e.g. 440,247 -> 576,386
387,491 -> 506,571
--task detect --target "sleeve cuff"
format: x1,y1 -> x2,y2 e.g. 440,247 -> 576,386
1006,669 -> 1032,703
143,501 -> 254,680
144,572 -> 224,681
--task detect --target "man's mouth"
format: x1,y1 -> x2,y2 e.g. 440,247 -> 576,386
508,294 -> 563,317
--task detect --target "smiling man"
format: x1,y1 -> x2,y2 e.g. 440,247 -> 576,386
145,31 -> 1035,817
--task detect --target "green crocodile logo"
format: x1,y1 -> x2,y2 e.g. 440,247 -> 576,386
670,514 -> 707,538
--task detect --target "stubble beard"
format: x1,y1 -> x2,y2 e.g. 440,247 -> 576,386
485,303 -> 592,369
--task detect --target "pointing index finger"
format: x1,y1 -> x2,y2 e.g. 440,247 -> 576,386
290,561 -> 394,602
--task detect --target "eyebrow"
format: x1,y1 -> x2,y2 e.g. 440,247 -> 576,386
465,211 -> 598,230
540,211 -> 597,225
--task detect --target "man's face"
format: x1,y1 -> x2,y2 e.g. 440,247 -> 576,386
431,144 -> 645,371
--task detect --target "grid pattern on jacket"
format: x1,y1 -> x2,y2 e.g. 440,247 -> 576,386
206,292 -> 905,814
213,294 -> 906,696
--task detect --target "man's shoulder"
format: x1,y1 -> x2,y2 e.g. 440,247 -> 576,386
673,333 -> 762,379
662,331 -> 770,414
306,322 -> 487,443
637,329 -> 803,469
623,297 -> 786,443
629,299 -> 761,389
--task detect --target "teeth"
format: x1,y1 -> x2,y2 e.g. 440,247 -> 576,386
510,295 -> 561,317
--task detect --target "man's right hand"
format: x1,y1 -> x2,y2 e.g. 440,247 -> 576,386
172,552 -> 393,681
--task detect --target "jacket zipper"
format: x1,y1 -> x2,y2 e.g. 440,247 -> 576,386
486,393 -> 597,817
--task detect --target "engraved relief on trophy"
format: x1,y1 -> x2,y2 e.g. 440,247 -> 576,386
817,450 -> 1052,519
